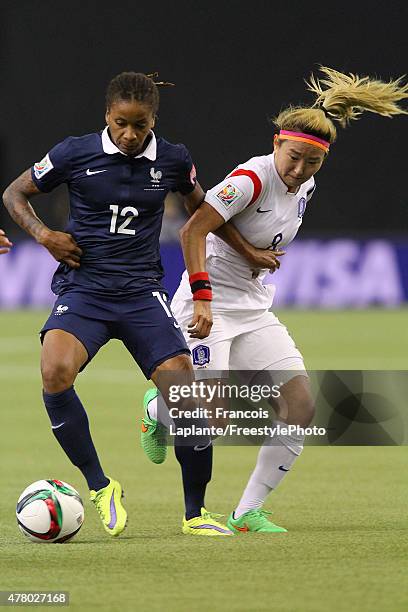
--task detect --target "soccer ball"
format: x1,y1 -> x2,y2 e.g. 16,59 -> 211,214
16,479 -> 84,543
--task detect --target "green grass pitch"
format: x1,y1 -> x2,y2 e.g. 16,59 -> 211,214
0,309 -> 407,611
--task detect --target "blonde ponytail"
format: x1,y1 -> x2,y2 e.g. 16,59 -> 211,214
274,66 -> 408,144
308,66 -> 408,126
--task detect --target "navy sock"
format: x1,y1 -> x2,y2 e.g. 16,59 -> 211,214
175,441 -> 213,520
43,386 -> 109,491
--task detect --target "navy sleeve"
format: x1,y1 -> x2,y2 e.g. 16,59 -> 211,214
31,137 -> 73,193
172,145 -> 197,195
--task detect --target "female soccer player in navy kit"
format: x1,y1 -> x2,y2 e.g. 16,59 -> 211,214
2,72 -> 234,537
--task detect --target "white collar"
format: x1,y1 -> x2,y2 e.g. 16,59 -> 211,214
101,127 -> 157,160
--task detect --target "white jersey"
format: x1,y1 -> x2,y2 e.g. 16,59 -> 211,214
173,152 -> 316,311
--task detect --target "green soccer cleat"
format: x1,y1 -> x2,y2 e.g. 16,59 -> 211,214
182,508 -> 234,536
90,477 -> 127,537
141,388 -> 167,464
227,509 -> 287,534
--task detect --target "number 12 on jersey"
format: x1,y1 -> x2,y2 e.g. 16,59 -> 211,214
109,204 -> 139,235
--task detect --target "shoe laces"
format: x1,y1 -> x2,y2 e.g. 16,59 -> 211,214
202,510 -> 225,521
256,509 -> 272,518
246,509 -> 274,524
91,492 -> 107,518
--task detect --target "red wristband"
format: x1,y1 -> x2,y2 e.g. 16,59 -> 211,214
192,288 -> 213,301
189,272 -> 212,301
189,272 -> 210,283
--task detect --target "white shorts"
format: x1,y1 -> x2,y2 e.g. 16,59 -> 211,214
171,298 -> 306,381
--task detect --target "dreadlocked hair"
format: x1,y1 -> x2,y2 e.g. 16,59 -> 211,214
106,71 -> 175,113
273,66 -> 408,144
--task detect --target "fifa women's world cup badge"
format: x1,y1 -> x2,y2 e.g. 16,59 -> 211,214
33,154 -> 54,180
215,183 -> 243,208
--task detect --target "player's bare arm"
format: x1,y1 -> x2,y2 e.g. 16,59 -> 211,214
2,169 -> 82,269
183,181 -> 206,215
183,183 -> 283,273
181,201 -> 225,273
0,229 -> 13,254
179,201 -> 225,339
2,170 -> 45,239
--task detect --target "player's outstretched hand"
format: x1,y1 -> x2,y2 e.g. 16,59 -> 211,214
188,300 -> 213,339
246,247 -> 285,273
38,229 -> 83,269
0,229 -> 13,254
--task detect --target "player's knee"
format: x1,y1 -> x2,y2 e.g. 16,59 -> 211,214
152,353 -> 193,389
299,395 -> 315,427
289,390 -> 315,427
41,358 -> 78,393
283,379 -> 315,427
156,353 -> 193,374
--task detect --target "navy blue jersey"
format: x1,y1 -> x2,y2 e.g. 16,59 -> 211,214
31,129 -> 197,297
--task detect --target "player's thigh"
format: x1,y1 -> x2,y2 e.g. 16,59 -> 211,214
40,303 -> 112,391
230,312 -> 305,374
229,312 -> 312,424
41,329 -> 88,390
117,291 -> 190,380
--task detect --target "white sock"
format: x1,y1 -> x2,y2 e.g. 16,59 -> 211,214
234,420 -> 304,518
146,395 -> 157,420
146,392 -> 174,428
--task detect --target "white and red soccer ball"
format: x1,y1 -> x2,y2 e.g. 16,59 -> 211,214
16,479 -> 84,543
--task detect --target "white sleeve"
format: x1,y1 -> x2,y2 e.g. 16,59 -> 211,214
204,174 -> 257,221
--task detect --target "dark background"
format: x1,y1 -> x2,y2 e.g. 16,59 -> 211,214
1,0 -> 407,239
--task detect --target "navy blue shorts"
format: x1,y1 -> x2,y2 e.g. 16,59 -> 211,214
40,290 -> 190,378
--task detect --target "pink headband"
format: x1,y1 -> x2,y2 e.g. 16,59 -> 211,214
278,130 -> 330,153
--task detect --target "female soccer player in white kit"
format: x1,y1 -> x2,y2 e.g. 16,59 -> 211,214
143,67 -> 408,533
